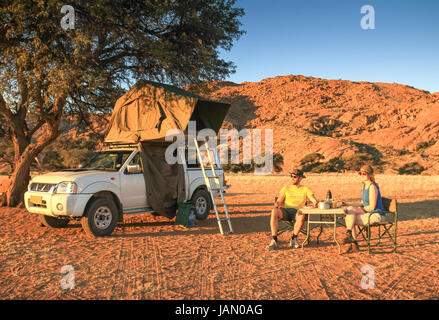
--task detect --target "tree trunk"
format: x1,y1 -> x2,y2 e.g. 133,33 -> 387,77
5,153 -> 32,207
1,96 -> 65,207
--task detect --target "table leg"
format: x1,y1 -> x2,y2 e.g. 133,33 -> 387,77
301,214 -> 310,249
316,215 -> 323,243
333,213 -> 341,254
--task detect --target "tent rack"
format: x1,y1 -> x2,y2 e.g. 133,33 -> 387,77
103,142 -> 138,149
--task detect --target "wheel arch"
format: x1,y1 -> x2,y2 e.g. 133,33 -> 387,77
83,191 -> 123,222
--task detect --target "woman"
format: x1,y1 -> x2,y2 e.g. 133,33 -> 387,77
343,164 -> 385,253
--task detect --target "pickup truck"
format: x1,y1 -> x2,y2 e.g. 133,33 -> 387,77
24,146 -> 227,237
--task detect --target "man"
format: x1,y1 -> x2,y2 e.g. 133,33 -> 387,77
267,169 -> 318,250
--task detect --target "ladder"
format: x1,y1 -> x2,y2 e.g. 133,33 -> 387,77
193,138 -> 234,235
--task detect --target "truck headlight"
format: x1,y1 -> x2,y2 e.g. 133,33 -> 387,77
54,182 -> 77,194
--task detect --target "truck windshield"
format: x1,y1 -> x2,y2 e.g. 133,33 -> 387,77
81,151 -> 132,171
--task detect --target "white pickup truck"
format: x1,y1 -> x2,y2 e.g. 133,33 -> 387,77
24,146 -> 227,237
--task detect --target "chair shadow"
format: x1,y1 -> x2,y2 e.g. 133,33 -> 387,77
397,200 -> 439,221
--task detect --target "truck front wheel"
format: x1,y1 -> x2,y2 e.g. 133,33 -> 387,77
39,214 -> 70,228
191,189 -> 212,220
81,197 -> 119,237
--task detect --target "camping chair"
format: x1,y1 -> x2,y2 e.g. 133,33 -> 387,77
274,197 -> 309,242
356,197 -> 398,253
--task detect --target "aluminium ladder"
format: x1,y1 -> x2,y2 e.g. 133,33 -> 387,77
193,139 -> 234,235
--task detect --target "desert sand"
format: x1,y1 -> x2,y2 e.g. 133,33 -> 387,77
0,174 -> 438,300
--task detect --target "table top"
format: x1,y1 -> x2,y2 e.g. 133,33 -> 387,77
300,207 -> 346,214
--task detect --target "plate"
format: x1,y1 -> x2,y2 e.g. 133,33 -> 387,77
30,195 -> 44,205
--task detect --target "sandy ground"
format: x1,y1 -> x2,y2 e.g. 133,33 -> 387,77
0,175 -> 438,300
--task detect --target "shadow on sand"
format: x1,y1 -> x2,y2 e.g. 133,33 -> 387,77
83,199 -> 439,239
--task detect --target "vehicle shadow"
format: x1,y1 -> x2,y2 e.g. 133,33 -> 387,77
112,214 -> 271,238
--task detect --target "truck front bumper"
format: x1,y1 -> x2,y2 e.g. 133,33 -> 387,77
24,191 -> 91,218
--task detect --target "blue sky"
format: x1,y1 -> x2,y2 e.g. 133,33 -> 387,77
220,0 -> 439,93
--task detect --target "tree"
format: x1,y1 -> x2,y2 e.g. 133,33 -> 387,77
0,0 -> 244,206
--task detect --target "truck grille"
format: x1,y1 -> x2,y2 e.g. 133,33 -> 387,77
30,183 -> 56,193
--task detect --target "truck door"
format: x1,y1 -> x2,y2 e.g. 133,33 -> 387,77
120,152 -> 148,210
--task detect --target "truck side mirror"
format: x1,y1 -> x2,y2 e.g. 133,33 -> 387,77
127,164 -> 141,173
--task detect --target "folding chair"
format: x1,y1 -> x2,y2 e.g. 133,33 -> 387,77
356,197 -> 398,253
274,197 -> 309,242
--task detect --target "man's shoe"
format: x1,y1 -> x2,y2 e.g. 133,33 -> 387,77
289,237 -> 300,249
267,239 -> 279,250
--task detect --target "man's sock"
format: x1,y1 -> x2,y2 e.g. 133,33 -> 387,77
272,235 -> 278,242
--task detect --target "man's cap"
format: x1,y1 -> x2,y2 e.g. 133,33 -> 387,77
289,168 -> 306,178
359,164 -> 374,175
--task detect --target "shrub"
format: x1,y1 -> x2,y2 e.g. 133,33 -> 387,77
300,153 -> 324,166
416,140 -> 435,151
343,153 -> 378,171
311,157 -> 345,173
398,162 -> 425,175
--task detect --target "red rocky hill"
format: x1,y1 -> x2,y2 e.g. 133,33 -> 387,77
192,75 -> 439,174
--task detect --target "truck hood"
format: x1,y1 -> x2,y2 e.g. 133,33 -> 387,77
31,170 -> 119,191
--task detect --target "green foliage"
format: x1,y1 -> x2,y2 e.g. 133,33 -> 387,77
416,140 -> 435,151
300,153 -> 324,166
222,152 -> 284,174
398,162 -> 425,175
343,153 -> 378,171
310,157 -> 345,173
0,0 -> 245,204
40,136 -> 98,171
0,138 -> 14,171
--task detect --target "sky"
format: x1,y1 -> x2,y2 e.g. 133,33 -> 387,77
220,0 -> 439,93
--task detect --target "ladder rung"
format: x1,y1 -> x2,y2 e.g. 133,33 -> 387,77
207,176 -> 219,179
209,188 -> 223,191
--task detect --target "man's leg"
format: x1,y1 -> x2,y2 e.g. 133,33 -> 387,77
270,207 -> 283,238
268,207 -> 283,249
293,210 -> 305,237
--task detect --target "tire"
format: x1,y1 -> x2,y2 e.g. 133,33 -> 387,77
191,189 -> 212,220
39,214 -> 70,228
81,197 -> 119,237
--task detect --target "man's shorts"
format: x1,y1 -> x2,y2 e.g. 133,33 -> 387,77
359,212 -> 383,225
280,208 -> 298,222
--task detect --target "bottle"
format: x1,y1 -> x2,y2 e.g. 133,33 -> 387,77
326,190 -> 332,208
326,190 -> 332,200
187,210 -> 196,228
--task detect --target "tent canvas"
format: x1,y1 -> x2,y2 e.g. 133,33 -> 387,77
104,81 -> 230,218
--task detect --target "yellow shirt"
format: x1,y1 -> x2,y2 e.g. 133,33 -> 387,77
279,184 -> 314,209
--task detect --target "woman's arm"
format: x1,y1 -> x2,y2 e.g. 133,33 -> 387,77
365,184 -> 378,211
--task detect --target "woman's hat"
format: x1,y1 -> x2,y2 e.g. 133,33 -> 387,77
359,164 -> 374,175
289,168 -> 306,178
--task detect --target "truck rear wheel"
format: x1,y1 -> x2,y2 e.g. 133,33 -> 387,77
39,214 -> 70,228
81,197 -> 119,237
191,189 -> 212,220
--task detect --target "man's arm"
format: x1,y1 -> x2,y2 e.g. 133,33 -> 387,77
308,194 -> 319,208
274,193 -> 286,208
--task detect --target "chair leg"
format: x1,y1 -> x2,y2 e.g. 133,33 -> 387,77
367,224 -> 371,254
